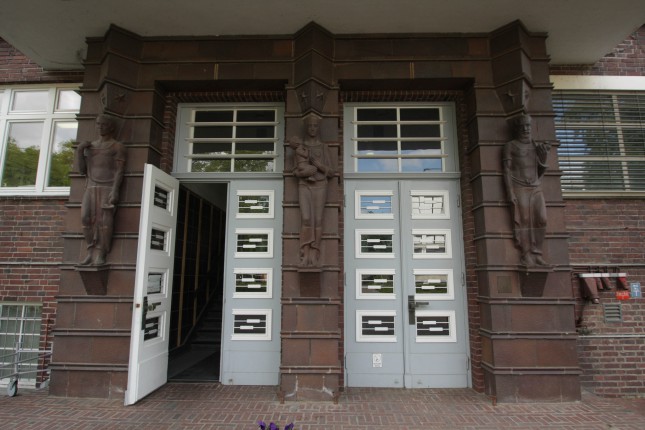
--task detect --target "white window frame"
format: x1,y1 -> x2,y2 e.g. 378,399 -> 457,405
343,102 -> 459,175
173,103 -> 284,178
552,76 -> 645,197
0,84 -> 80,196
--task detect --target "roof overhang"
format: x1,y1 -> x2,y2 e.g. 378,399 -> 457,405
1,0 -> 643,70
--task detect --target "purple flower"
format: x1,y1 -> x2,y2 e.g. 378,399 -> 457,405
285,424 -> 294,430
268,423 -> 278,430
257,421 -> 266,430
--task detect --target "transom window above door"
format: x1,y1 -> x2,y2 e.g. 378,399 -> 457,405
344,104 -> 458,174
174,104 -> 284,175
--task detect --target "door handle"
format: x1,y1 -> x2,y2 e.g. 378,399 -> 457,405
408,295 -> 429,325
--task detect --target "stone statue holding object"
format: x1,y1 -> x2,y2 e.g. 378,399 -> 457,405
289,114 -> 334,267
503,114 -> 552,267
76,114 -> 126,266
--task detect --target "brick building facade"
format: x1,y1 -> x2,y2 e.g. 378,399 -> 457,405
0,17 -> 643,403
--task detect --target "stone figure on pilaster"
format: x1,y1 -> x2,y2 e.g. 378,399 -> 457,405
503,114 -> 552,267
289,114 -> 334,267
76,114 -> 126,266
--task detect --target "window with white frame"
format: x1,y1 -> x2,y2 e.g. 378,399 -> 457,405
344,104 -> 457,174
0,86 -> 81,195
0,303 -> 43,386
174,104 -> 283,174
553,90 -> 645,194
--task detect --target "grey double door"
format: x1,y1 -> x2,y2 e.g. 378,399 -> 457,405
344,178 -> 469,388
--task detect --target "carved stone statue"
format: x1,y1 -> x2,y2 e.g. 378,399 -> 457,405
503,114 -> 551,267
290,114 -> 334,267
77,114 -> 126,265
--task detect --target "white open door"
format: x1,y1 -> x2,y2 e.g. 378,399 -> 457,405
126,164 -> 179,405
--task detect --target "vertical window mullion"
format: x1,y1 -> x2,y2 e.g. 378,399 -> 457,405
396,108 -> 402,172
612,95 -> 630,190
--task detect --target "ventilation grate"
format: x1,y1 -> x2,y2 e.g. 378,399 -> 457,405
603,303 -> 623,323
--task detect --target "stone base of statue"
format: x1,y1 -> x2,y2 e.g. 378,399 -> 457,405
518,265 -> 552,297
76,264 -> 110,295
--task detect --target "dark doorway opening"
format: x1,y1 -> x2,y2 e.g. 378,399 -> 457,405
168,183 -> 227,382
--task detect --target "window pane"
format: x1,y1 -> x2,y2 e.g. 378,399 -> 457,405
401,141 -> 442,155
401,124 -> 441,138
48,122 -> 77,187
11,91 -> 48,112
357,141 -> 397,155
191,159 -> 231,172
357,158 -> 398,172
357,124 -> 397,138
234,159 -> 274,172
56,90 -> 81,111
2,122 -> 44,187
402,158 -> 443,172
357,108 -> 397,122
193,142 -> 231,155
400,108 -> 440,121
194,126 -> 232,139
236,142 -> 274,155
236,125 -> 274,139
237,110 -> 275,122
195,111 -> 233,122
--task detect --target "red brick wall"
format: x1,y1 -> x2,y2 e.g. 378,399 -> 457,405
553,23 -> 645,398
550,25 -> 645,76
0,39 -> 81,385
0,197 -> 67,384
0,38 -> 83,83
565,199 -> 645,397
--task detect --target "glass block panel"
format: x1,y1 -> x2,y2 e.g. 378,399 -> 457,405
412,230 -> 451,258
356,311 -> 396,342
147,272 -> 164,295
234,270 -> 270,295
237,191 -> 273,218
357,270 -> 395,299
356,191 -> 393,218
231,309 -> 271,340
357,231 -> 394,257
414,270 -> 454,300
150,228 -> 167,251
235,229 -> 272,257
415,311 -> 456,342
144,316 -> 160,341
410,191 -> 448,218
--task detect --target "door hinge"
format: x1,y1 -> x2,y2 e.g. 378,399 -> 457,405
457,194 -> 461,208
467,356 -> 470,371
462,272 -> 465,287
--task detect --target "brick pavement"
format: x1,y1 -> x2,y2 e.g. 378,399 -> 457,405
1,383 -> 644,430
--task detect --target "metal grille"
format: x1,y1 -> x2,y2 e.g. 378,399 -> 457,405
553,91 -> 645,193
603,303 -> 623,323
